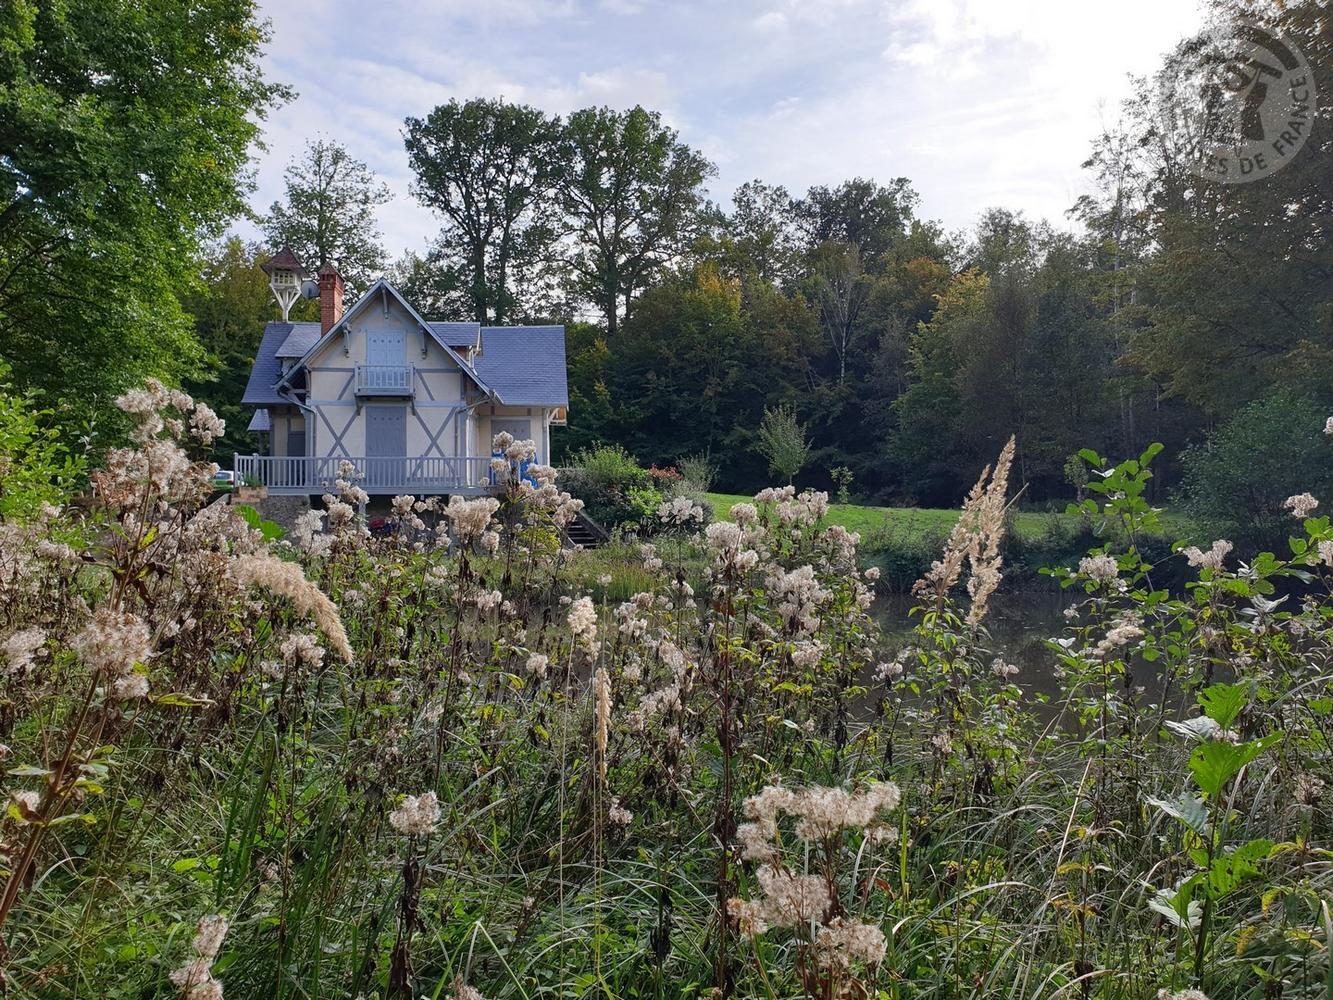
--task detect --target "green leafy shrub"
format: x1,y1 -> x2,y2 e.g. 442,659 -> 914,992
0,376 -> 84,521
1180,393 -> 1333,551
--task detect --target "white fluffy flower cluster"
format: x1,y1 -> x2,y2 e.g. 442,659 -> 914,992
292,510 -> 332,558
2,627 -> 46,676
1284,493 -> 1319,519
703,521 -> 760,574
812,916 -> 888,970
445,496 -> 500,544
71,609 -> 153,699
389,790 -> 441,836
510,462 -> 584,527
189,404 -> 226,447
731,502 -> 759,526
727,865 -> 830,936
791,640 -> 824,669
170,914 -> 229,1000
1078,554 -> 1119,583
280,632 -> 325,670
770,564 -> 829,634
567,596 -> 599,653
874,660 -> 904,683
608,797 -> 632,825
775,490 -> 830,527
1095,616 -> 1144,659
1182,539 -> 1232,571
735,781 -> 901,863
1158,990 -> 1210,1000
657,496 -> 705,528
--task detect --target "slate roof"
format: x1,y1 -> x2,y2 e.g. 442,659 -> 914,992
247,409 -> 271,433
242,322 -> 302,405
429,322 -> 481,347
474,326 -> 568,406
276,323 -> 320,358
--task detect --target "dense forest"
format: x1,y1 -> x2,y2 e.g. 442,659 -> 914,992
3,0 -> 1331,532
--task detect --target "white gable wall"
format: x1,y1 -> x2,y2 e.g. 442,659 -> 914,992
301,294 -> 473,460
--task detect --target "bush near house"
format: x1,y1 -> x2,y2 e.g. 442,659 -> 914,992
563,444 -> 713,535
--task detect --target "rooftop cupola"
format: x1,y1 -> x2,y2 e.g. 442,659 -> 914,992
260,247 -> 312,322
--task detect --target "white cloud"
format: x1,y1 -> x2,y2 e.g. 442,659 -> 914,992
244,0 -> 1208,256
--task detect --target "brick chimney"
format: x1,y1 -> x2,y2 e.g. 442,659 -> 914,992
318,262 -> 344,335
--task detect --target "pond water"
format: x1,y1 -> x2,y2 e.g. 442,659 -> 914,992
873,589 -> 1073,702
871,589 -> 1188,717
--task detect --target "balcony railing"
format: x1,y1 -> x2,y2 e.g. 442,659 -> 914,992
355,363 -> 414,396
234,455 -> 498,496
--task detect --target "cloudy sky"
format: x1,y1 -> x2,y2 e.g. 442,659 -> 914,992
245,0 -> 1207,258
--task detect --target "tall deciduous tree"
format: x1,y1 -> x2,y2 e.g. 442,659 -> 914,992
808,242 -> 871,383
1093,0 -> 1333,418
556,106 -> 715,335
0,0 -> 287,422
180,238 -> 276,463
794,177 -> 920,269
404,98 -> 562,324
263,138 -> 390,293
717,180 -> 800,286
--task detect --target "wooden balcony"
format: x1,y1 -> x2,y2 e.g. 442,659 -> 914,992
234,455 -> 498,496
355,363 -> 414,396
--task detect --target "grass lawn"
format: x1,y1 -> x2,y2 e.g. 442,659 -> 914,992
705,492 -> 1070,543
706,493 -> 1196,545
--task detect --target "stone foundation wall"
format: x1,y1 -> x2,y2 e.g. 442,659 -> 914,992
231,494 -> 311,535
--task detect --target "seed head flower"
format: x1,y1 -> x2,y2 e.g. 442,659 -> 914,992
171,914 -> 229,999
568,596 -> 598,653
449,977 -> 485,1000
814,917 -> 888,969
71,609 -> 152,677
1182,539 -> 1232,571
1078,554 -> 1119,583
389,791 -> 441,837
230,554 -> 352,662
1284,493 -> 1319,519
2,627 -> 46,675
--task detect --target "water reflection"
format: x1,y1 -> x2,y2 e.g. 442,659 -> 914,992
874,590 -> 1071,696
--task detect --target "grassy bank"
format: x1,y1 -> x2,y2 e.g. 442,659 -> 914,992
706,492 -> 1192,591
706,493 -> 1068,539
